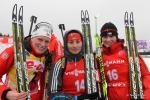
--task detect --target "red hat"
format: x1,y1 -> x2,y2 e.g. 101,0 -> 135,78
67,32 -> 82,41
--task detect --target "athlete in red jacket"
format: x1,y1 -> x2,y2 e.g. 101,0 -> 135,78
48,34 -> 63,64
48,29 -> 100,100
0,22 -> 52,100
99,22 -> 150,100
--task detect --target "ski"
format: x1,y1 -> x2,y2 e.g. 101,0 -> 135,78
124,11 -> 143,99
129,12 -> 144,99
94,16 -> 100,54
12,4 -> 30,100
81,10 -> 97,94
12,3 -> 24,93
94,16 -> 108,100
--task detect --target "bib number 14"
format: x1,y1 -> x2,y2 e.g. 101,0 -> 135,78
75,79 -> 85,92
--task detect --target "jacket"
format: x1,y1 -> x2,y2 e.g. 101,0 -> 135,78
0,46 -> 47,100
101,40 -> 150,100
48,34 -> 63,64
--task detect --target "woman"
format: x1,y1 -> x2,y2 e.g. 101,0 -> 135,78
48,29 -> 99,100
0,22 -> 52,100
99,22 -> 150,100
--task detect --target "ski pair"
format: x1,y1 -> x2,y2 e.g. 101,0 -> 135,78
124,11 -> 143,99
12,4 -> 30,100
81,10 -> 97,95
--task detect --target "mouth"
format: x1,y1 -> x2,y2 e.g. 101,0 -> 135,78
105,42 -> 113,47
37,45 -> 46,51
73,48 -> 79,52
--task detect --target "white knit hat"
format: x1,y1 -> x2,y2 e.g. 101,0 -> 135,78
31,22 -> 53,39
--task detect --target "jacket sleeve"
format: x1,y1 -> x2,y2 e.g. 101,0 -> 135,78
48,35 -> 63,64
139,55 -> 150,99
0,46 -> 14,98
54,40 -> 63,62
47,59 -> 64,96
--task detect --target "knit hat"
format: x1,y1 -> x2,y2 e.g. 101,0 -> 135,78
31,22 -> 53,39
100,22 -> 118,37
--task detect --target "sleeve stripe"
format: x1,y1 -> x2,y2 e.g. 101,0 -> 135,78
51,59 -> 61,92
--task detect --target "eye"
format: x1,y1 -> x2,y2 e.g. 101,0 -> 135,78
38,38 -> 43,42
68,41 -> 73,44
102,36 -> 107,38
76,40 -> 81,44
108,35 -> 113,37
45,40 -> 49,44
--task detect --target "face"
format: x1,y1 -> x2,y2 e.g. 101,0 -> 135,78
67,39 -> 82,54
102,34 -> 117,47
30,36 -> 50,54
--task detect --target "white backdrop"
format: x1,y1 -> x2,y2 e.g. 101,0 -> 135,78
0,0 -> 150,50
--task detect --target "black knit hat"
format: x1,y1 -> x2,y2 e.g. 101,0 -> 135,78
100,22 -> 118,38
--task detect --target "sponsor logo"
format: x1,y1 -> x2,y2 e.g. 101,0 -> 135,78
65,69 -> 84,76
104,59 -> 125,67
26,60 -> 44,72
1,52 -> 9,60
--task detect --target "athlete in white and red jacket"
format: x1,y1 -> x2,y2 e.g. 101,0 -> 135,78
99,22 -> 150,100
0,22 -> 52,100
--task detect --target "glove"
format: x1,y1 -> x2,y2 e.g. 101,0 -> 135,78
45,51 -> 52,68
51,93 -> 76,100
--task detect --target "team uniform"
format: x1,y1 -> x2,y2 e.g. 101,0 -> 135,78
48,29 -> 99,100
0,21 -> 56,100
48,57 -> 86,96
0,46 -> 47,100
101,40 -> 150,100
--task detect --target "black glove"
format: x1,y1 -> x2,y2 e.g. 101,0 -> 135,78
45,51 -> 52,69
77,92 -> 100,100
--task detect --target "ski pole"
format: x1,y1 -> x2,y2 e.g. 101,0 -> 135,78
29,15 -> 37,36
58,24 -> 65,42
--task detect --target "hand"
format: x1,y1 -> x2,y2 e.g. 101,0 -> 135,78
6,90 -> 27,100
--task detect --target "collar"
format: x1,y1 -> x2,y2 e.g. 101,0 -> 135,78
102,40 -> 124,55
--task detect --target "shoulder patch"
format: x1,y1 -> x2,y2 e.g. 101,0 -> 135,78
1,52 -> 9,60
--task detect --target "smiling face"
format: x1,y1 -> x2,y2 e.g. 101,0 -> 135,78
102,34 -> 117,47
67,39 -> 82,54
30,36 -> 50,55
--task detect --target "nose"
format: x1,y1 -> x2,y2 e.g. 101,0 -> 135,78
40,41 -> 48,47
72,42 -> 79,48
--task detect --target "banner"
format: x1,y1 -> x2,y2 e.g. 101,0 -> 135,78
0,36 -> 13,44
136,40 -> 150,53
0,37 -> 13,53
